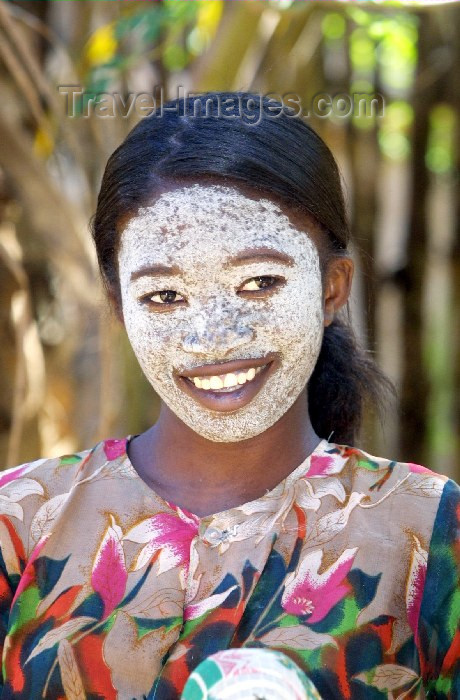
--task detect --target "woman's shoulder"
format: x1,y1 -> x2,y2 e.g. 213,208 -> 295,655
1,437 -> 129,490
1,445 -> 95,498
322,438 -> 453,490
0,438 -> 130,540
317,439 -> 458,537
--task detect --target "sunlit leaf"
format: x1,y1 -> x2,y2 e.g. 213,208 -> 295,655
322,13 -> 346,41
426,104 -> 456,175
163,44 -> 189,72
347,6 -> 372,26
378,100 -> 414,161
350,28 -> 376,71
85,25 -> 118,67
378,18 -> 418,92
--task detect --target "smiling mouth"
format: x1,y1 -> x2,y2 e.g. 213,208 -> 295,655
185,364 -> 265,392
175,355 -> 278,412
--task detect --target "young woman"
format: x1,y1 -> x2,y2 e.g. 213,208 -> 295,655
0,93 -> 458,699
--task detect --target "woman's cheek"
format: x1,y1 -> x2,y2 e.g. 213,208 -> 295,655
268,294 -> 324,357
262,283 -> 319,333
141,319 -> 176,355
123,304 -> 162,355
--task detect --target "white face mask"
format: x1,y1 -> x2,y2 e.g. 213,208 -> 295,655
118,184 -> 325,443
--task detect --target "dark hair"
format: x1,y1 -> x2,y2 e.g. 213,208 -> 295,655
92,91 -> 394,445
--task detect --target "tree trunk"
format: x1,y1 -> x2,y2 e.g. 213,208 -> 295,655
399,12 -> 433,464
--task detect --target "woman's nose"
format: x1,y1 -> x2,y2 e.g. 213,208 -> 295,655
180,310 -> 255,356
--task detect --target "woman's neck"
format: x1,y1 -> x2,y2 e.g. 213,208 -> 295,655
128,392 -> 321,517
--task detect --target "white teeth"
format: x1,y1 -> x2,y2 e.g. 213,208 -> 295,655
209,376 -> 223,390
223,373 -> 238,388
190,365 -> 264,391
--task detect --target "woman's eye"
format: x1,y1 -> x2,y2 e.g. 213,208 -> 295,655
141,290 -> 185,305
239,276 -> 281,293
139,277 -> 283,306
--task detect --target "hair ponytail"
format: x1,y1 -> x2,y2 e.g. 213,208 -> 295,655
308,316 -> 395,445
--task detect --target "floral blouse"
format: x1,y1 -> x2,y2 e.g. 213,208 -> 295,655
0,437 -> 458,699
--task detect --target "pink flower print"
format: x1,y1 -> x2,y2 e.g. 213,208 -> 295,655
123,507 -> 200,574
91,515 -> 128,618
406,535 -> 428,640
0,464 -> 29,489
306,453 -> 347,478
282,547 -> 358,624
103,439 -> 127,461
408,462 -> 431,475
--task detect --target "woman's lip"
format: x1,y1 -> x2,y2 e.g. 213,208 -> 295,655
175,358 -> 278,413
179,354 -> 271,379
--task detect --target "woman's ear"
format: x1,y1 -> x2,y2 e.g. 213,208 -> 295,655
323,256 -> 354,327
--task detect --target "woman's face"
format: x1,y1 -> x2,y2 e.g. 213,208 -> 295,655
117,184 -> 325,443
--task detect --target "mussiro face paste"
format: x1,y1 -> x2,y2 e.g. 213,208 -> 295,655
118,184 -> 324,442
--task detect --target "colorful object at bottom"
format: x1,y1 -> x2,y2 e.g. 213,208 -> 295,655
180,648 -> 322,699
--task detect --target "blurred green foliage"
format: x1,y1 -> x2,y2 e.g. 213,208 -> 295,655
81,0 -> 456,176
426,105 -> 456,175
80,1 -> 222,113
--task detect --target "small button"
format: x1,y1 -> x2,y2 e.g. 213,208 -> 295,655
204,527 -> 235,547
205,526 -> 224,543
201,524 -> 238,545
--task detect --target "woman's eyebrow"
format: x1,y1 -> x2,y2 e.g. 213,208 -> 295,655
130,248 -> 295,282
130,264 -> 181,281
223,248 -> 295,268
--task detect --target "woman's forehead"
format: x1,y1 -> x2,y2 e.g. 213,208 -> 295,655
118,184 -> 321,266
